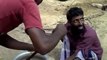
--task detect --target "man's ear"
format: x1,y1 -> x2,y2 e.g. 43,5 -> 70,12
65,22 -> 71,27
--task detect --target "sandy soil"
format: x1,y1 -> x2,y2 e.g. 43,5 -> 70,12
0,0 -> 107,60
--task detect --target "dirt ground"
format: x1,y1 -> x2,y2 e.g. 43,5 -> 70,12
0,0 -> 107,60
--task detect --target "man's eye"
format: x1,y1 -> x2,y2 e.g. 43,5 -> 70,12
81,18 -> 84,20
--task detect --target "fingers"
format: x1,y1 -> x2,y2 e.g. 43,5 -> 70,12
57,24 -> 67,33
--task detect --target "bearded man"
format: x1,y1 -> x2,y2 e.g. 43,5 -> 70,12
60,7 -> 103,60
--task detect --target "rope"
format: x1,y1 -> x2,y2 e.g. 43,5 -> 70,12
26,51 -> 37,60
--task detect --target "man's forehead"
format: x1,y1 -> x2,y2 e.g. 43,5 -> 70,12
72,15 -> 83,20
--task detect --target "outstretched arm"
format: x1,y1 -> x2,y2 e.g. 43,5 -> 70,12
26,24 -> 67,55
0,34 -> 35,51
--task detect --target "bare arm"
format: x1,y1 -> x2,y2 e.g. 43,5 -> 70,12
0,34 -> 35,51
26,24 -> 67,55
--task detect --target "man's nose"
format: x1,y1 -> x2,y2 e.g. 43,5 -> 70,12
78,20 -> 83,25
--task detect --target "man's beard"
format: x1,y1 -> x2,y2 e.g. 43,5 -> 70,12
66,24 -> 86,55
68,24 -> 86,40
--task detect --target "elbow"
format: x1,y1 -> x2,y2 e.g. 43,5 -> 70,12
35,45 -> 50,55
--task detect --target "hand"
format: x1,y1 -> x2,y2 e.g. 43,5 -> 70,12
53,24 -> 67,37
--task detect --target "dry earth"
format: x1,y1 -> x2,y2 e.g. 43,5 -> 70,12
0,0 -> 107,60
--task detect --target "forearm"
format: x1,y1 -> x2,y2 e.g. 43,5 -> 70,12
27,29 -> 62,54
7,40 -> 35,51
45,29 -> 64,52
0,34 -> 35,51
26,24 -> 67,54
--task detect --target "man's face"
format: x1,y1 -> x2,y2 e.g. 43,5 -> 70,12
70,15 -> 84,30
35,0 -> 43,5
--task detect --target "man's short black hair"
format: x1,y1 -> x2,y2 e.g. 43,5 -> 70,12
66,7 -> 84,22
35,0 -> 43,5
